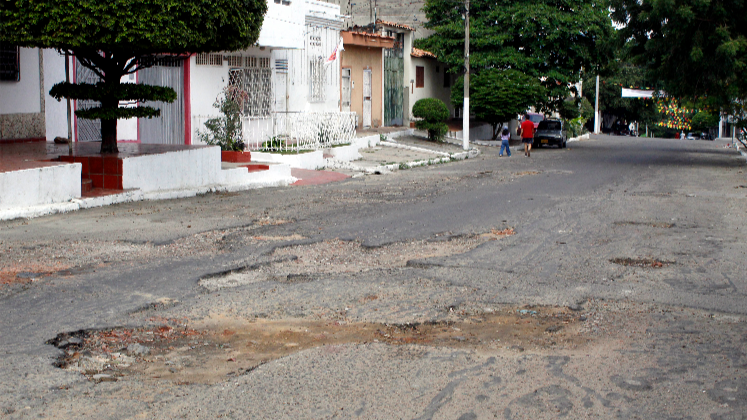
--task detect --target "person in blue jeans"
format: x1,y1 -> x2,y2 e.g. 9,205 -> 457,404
499,127 -> 511,157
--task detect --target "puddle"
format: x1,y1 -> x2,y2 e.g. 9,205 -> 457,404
610,257 -> 674,268
47,307 -> 587,385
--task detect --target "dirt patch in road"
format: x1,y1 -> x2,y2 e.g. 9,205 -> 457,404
610,257 -> 674,268
613,221 -> 674,228
200,232 -> 515,291
48,306 -> 587,385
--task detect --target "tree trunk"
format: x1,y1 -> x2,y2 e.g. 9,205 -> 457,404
100,118 -> 118,154
99,92 -> 119,153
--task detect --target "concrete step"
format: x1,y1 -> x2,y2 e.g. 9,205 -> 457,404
81,178 -> 93,193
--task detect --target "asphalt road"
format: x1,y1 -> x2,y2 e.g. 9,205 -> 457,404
1,135 -> 746,419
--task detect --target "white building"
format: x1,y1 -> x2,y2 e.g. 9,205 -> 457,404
3,0 -> 351,150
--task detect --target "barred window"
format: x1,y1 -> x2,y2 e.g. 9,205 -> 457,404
228,68 -> 273,117
309,59 -> 325,103
196,53 -> 222,66
0,44 -> 20,82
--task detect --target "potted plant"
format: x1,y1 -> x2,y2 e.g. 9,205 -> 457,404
199,87 -> 250,162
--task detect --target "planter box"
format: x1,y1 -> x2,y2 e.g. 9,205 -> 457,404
221,151 -> 252,163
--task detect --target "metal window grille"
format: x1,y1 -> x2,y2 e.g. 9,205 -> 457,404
259,57 -> 270,68
246,56 -> 257,68
227,55 -> 244,67
228,68 -> 272,117
196,53 -> 222,66
0,44 -> 19,82
309,59 -> 325,103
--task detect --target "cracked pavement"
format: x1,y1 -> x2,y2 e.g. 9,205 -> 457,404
1,135 -> 746,419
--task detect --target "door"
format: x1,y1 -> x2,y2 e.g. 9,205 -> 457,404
75,59 -> 101,142
363,69 -> 372,128
341,68 -> 351,113
138,58 -> 184,144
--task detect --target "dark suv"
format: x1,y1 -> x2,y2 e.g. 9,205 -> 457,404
534,119 -> 567,148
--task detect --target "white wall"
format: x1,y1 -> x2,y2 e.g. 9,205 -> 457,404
408,57 -> 453,121
258,0 -> 304,49
0,48 -> 41,115
0,163 -> 81,211
189,48 -> 274,145
276,27 -> 340,113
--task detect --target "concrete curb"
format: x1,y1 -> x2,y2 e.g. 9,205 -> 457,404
0,175 -> 296,221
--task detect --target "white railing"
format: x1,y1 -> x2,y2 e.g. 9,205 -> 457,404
193,111 -> 357,153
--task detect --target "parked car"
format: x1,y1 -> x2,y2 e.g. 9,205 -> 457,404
526,112 -> 544,129
534,119 -> 567,148
686,132 -> 698,140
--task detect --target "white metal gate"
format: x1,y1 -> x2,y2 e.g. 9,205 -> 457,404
341,68 -> 351,112
363,69 -> 372,128
75,59 -> 101,142
138,58 -> 184,144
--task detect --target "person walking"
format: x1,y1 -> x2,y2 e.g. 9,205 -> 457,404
518,115 -> 535,157
499,127 -> 511,157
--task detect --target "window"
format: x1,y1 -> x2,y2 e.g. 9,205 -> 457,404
196,53 -> 222,66
309,59 -> 326,102
228,67 -> 273,117
444,70 -> 450,88
0,44 -> 19,82
416,66 -> 424,88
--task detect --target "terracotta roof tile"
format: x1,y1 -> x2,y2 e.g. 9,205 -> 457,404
376,20 -> 415,31
411,47 -> 437,59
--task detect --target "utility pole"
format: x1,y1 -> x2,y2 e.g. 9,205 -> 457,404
594,75 -> 600,134
462,0 -> 470,150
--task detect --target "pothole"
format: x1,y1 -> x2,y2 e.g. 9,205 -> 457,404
47,306 -> 587,385
610,257 -> 674,268
613,221 -> 674,228
200,231 -> 514,291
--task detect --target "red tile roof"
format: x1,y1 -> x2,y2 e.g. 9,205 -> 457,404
411,47 -> 437,59
376,20 -> 415,32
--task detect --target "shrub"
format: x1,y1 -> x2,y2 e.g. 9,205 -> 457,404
198,87 -> 246,151
412,98 -> 449,142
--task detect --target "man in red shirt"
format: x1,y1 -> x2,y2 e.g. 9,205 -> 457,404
518,115 -> 535,157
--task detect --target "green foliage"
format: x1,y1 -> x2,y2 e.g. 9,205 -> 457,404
50,82 -> 176,120
418,0 -> 614,114
451,69 -> 545,139
412,98 -> 449,141
609,0 -> 747,119
262,136 -> 286,151
690,111 -> 719,131
198,89 -> 245,152
0,0 -> 267,152
583,62 -> 662,127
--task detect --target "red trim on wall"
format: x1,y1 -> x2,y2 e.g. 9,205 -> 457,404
183,54 -> 192,145
72,56 -> 78,143
136,69 -> 140,143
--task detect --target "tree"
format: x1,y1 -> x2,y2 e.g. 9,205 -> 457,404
582,62 -> 662,129
451,69 -> 546,139
609,0 -> 747,122
0,0 -> 267,153
412,98 -> 450,142
690,111 -> 720,132
418,0 -> 613,114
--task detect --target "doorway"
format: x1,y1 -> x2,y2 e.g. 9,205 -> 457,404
363,69 -> 372,128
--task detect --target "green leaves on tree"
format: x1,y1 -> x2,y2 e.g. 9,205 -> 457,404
412,98 -> 450,142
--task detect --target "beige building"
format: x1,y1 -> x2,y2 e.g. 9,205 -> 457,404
339,31 -> 394,128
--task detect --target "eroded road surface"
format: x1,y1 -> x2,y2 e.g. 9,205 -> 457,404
1,135 -> 746,419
